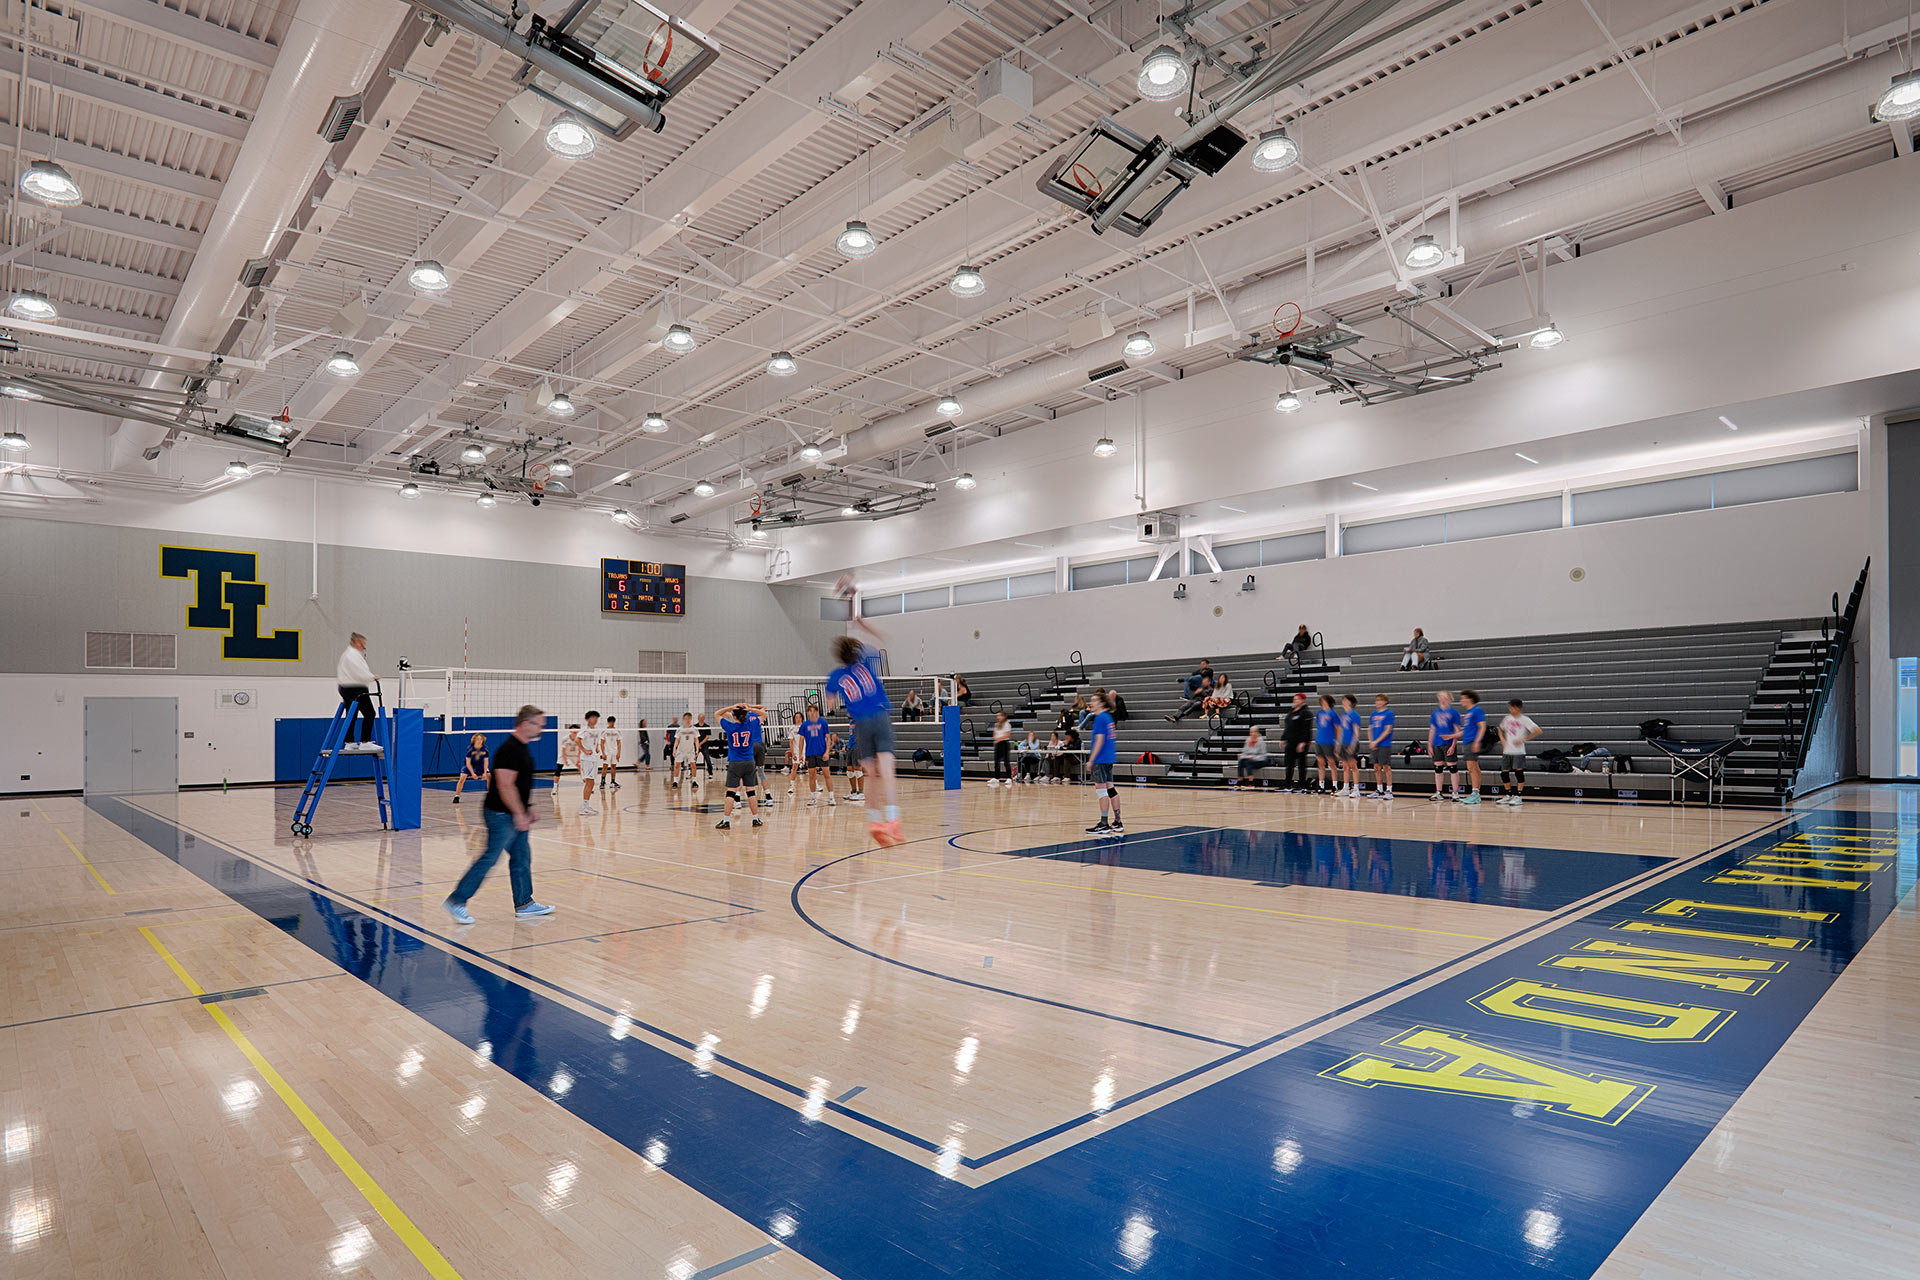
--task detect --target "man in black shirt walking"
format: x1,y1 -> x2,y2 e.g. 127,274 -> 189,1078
1280,692 -> 1314,792
445,704 -> 555,923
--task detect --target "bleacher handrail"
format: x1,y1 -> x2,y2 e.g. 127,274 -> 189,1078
1790,559 -> 1868,778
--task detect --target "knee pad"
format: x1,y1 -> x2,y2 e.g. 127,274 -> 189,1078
1512,770 -> 1525,785
1104,784 -> 1118,800
1500,768 -> 1515,784
727,789 -> 742,804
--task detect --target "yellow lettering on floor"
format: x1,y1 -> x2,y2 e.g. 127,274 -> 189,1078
1542,940 -> 1785,994
1470,979 -> 1732,1042
1646,898 -> 1835,923
1705,870 -> 1867,890
1740,856 -> 1888,872
1320,1026 -> 1654,1124
1613,921 -> 1806,950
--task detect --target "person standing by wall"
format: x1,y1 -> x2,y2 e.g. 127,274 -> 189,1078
444,705 -> 554,924
636,718 -> 652,774
335,632 -> 381,750
1281,692 -> 1312,793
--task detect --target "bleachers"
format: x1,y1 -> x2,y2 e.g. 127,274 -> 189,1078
867,620 -> 1823,804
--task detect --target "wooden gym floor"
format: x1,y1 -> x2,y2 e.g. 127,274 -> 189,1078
1,774 -> 1913,1279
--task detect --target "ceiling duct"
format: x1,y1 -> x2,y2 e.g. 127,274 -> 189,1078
318,93 -> 364,143
237,256 -> 273,290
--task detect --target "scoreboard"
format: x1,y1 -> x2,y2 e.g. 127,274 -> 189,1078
601,559 -> 687,614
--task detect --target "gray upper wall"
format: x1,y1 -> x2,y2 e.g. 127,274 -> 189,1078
0,515 -> 839,677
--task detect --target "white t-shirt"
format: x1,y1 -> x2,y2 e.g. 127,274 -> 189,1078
673,728 -> 700,761
1500,714 -> 1539,753
992,722 -> 1011,743
577,727 -> 602,763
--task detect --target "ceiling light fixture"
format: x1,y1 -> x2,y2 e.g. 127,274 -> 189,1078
1137,45 -> 1190,100
546,392 -> 575,416
398,481 -> 421,499
692,479 -> 716,497
1515,452 -> 1539,464
662,323 -> 697,353
409,259 -> 451,293
1122,330 -> 1156,359
224,460 -> 251,478
475,491 -> 497,508
1529,323 -> 1566,350
840,505 -> 859,517
953,472 -> 977,490
460,440 -> 487,464
0,429 -> 28,451
935,394 -> 961,417
612,508 -> 632,523
18,159 -> 81,207
1274,390 -> 1302,413
949,265 -> 986,298
1718,415 -> 1740,431
548,457 -> 574,477
640,410 -> 668,433
7,290 -> 57,322
1873,69 -> 1920,121
836,219 -> 877,259
1352,481 -> 1379,491
1404,234 -> 1445,271
767,350 -> 797,377
544,112 -> 597,158
799,442 -> 823,461
325,350 -> 361,377
1,383 -> 41,400
1249,127 -> 1299,173
1093,436 -> 1117,458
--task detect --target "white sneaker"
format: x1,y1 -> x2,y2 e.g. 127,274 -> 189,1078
987,779 -> 998,788
579,806 -> 596,816
514,902 -> 555,918
806,797 -> 817,807
826,795 -> 837,807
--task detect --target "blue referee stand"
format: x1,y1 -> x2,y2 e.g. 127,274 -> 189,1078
942,704 -> 962,790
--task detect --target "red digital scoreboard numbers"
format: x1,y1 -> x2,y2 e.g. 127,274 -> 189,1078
601,559 -> 687,614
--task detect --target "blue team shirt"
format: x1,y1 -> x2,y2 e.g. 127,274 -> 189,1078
1429,706 -> 1460,743
1369,708 -> 1396,747
827,648 -> 891,720
1313,707 -> 1338,744
799,719 -> 830,756
724,713 -> 762,762
1460,704 -> 1486,748
1089,711 -> 1117,764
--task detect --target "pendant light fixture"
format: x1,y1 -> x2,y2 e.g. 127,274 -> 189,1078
641,410 -> 668,433
837,220 -> 876,258
692,479 -> 717,497
0,429 -> 29,451
950,264 -> 986,298
544,113 -> 597,158
1137,45 -> 1190,100
398,481 -> 421,499
19,159 -> 80,207
7,290 -> 57,322
1092,436 -> 1118,458
935,394 -> 961,417
1249,128 -> 1299,173
548,457 -> 574,477
224,460 -> 251,478
546,391 -> 576,417
474,491 -> 497,508
767,350 -> 797,377
1122,330 -> 1156,359
1404,234 -> 1445,271
662,323 -> 697,353
799,441 -> 823,461
409,259 -> 450,293
953,472 -> 977,491
325,350 -> 361,377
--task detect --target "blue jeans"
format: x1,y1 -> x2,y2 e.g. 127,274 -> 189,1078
450,808 -> 533,908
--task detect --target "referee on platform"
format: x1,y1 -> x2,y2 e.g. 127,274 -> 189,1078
335,632 -> 380,750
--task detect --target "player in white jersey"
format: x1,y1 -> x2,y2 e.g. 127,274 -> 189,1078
576,710 -> 603,815
671,710 -> 701,789
601,715 -> 622,793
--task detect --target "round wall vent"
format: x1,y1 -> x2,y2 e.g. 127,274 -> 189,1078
1569,566 -> 1587,583
1213,605 -> 1225,618
973,630 -> 981,639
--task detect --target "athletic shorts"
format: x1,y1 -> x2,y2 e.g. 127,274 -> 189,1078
1431,742 -> 1458,765
725,760 -> 760,788
805,754 -> 827,768
1371,742 -> 1392,763
1090,762 -> 1114,785
1314,742 -> 1336,760
1336,743 -> 1357,761
1504,752 -> 1526,773
851,713 -> 894,761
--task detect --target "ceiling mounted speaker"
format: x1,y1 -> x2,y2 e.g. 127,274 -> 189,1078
901,114 -> 964,180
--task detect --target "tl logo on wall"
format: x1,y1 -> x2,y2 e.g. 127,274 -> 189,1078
160,545 -> 301,661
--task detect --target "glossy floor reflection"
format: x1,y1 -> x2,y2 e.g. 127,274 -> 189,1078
1,780 -> 1914,1278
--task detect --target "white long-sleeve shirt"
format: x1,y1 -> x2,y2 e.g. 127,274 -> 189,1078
336,644 -> 376,686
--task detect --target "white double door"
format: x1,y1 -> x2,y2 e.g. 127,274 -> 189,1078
84,697 -> 178,796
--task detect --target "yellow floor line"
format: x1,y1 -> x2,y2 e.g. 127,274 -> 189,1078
36,802 -> 115,894
862,857 -> 1498,941
138,927 -> 464,1280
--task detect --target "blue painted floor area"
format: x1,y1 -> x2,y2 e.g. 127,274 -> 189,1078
94,799 -> 1913,1280
956,825 -> 1674,911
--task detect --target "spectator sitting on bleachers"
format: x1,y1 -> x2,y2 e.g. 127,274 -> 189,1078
1232,725 -> 1268,789
1166,673 -> 1213,721
1183,659 -> 1213,696
1399,628 -> 1432,670
1281,625 -> 1314,666
901,689 -> 927,721
1045,730 -> 1066,784
1018,729 -> 1042,783
1203,673 -> 1236,715
1107,688 -> 1130,722
953,674 -> 974,706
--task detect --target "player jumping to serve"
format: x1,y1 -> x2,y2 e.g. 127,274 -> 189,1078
826,633 -> 902,846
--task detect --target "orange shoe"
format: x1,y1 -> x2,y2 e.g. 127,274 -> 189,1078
869,819 -> 904,847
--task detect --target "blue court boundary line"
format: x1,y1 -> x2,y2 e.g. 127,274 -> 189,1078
109,799 -> 957,1160
107,798 -> 1793,1176
799,813 -> 1793,1169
